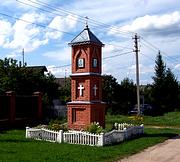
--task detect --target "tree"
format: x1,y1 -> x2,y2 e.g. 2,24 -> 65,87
151,52 -> 179,114
151,52 -> 167,114
58,78 -> 71,104
163,68 -> 179,112
117,78 -> 136,114
152,51 -> 166,84
102,75 -> 136,115
102,75 -> 119,104
0,58 -> 59,105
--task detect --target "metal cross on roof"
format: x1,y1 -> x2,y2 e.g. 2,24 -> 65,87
85,16 -> 89,28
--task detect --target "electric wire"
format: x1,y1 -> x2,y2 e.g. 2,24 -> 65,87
16,0 -> 135,36
0,12 -> 75,37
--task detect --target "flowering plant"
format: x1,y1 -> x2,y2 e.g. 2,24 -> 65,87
85,122 -> 104,134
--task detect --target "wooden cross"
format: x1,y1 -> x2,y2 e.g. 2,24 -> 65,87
78,84 -> 84,96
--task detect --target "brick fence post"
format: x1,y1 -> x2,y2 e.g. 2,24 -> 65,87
33,92 -> 42,120
6,91 -> 16,124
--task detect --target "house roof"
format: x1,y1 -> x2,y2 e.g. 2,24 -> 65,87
55,78 -> 70,86
69,25 -> 104,46
26,66 -> 48,72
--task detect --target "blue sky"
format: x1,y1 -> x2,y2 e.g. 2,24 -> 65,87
0,0 -> 180,84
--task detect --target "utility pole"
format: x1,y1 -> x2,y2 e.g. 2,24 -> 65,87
133,34 -> 140,115
22,48 -> 25,66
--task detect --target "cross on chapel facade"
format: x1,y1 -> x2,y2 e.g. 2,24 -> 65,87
67,25 -> 106,130
78,84 -> 84,96
93,84 -> 98,96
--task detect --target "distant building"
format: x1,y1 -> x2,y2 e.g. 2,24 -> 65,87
55,78 -> 70,87
26,66 -> 47,75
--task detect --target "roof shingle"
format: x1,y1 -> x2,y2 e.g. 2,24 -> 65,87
69,25 -> 104,46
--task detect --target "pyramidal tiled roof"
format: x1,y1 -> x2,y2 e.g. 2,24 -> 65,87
69,25 -> 104,46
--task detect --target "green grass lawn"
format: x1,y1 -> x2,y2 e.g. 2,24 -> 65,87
0,128 -> 180,162
0,111 -> 179,162
106,111 -> 180,128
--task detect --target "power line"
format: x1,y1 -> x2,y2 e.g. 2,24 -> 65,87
0,11 -> 95,43
0,11 -> 134,67
48,51 -> 133,69
16,0 -> 135,36
141,37 -> 179,64
0,12 -> 75,37
15,0 -> 180,64
1,4 -> 133,53
103,51 -> 133,60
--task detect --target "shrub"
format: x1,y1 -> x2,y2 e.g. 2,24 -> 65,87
48,119 -> 68,131
85,122 -> 104,134
128,115 -> 144,125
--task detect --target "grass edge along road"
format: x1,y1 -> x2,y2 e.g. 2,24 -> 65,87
106,111 -> 180,128
0,128 -> 180,162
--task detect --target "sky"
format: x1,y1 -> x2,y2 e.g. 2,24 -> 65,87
0,0 -> 180,84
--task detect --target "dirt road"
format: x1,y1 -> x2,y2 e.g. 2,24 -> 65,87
119,135 -> 180,162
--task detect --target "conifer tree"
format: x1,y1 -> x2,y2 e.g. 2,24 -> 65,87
164,68 -> 179,112
152,52 -> 179,114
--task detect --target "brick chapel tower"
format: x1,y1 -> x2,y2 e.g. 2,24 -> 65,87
67,25 -> 106,130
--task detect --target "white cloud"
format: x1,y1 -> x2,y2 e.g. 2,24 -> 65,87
43,47 -> 71,61
128,64 -> 154,74
0,12 -> 78,53
47,65 -> 71,78
174,64 -> 180,70
1,0 -> 50,11
0,19 -> 12,46
118,11 -> 180,36
46,14 -> 78,39
3,12 -> 48,52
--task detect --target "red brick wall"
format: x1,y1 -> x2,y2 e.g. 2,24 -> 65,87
71,76 -> 102,101
72,45 -> 102,74
68,41 -> 105,130
68,103 -> 105,130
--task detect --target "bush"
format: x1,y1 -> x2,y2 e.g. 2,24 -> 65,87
48,119 -> 68,131
85,122 -> 104,134
128,115 -> 144,125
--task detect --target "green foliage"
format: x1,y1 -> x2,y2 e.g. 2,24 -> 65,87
0,57 -> 59,105
48,118 -> 68,131
151,53 -> 179,114
102,75 -> 136,115
102,75 -> 119,104
85,122 -> 104,134
117,78 -> 136,114
128,115 -> 144,125
58,78 -> 71,104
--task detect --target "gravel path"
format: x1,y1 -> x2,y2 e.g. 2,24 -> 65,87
118,135 -> 180,162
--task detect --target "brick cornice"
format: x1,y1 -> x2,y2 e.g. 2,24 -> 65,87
71,72 -> 101,77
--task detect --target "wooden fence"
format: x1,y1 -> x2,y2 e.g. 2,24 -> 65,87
26,124 -> 144,146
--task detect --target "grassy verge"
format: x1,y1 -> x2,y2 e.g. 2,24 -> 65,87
0,128 -> 180,162
144,111 -> 180,127
106,111 -> 180,128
